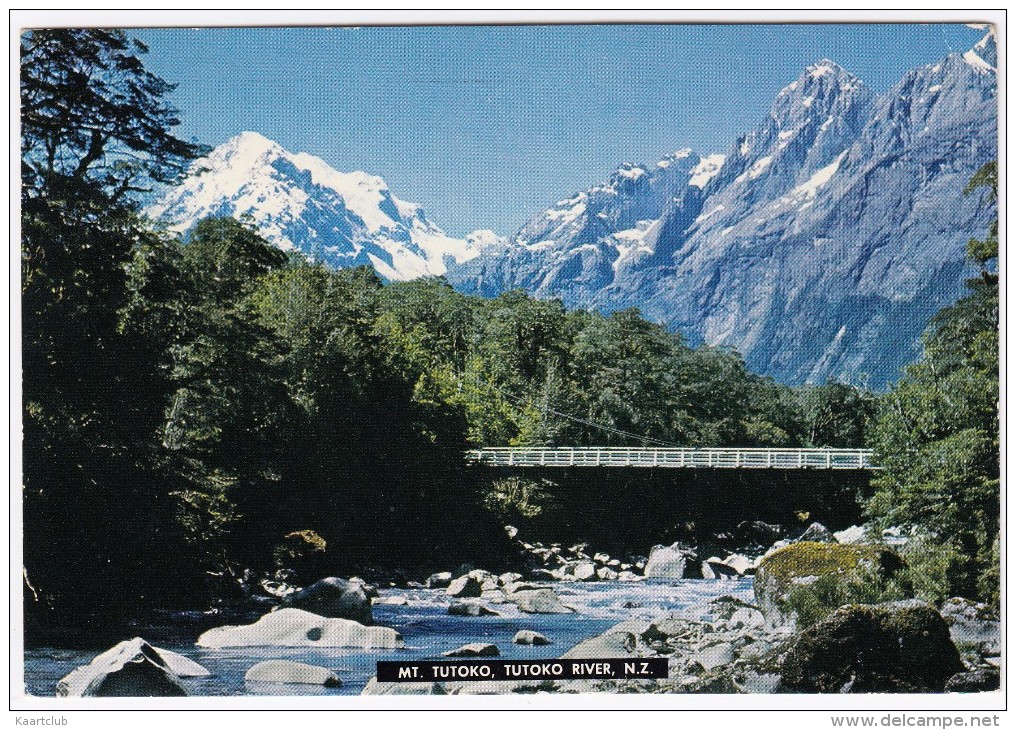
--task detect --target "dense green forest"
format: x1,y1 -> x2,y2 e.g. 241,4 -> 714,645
21,30 -> 999,636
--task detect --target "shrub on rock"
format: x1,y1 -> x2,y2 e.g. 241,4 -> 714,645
754,542 -> 906,628
272,530 -> 327,583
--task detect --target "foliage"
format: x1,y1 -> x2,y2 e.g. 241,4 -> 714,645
865,161 -> 999,605
896,534 -> 969,607
482,477 -> 557,526
784,568 -> 909,630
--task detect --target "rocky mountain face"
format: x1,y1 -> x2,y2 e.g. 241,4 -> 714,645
149,131 -> 493,281
150,35 -> 997,387
448,35 -> 998,387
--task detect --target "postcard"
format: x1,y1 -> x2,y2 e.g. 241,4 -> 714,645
13,10 -> 1002,717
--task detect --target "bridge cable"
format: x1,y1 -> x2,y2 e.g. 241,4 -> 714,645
463,374 -> 681,448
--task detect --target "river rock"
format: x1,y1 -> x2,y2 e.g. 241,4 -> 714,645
196,607 -> 403,649
572,561 -> 598,581
505,588 -> 574,614
57,638 -> 195,697
617,571 -> 642,581
426,571 -> 452,589
446,575 -> 483,598
593,552 -> 611,564
797,522 -> 836,543
754,542 -> 905,628
596,567 -> 618,581
373,595 -> 408,606
244,660 -> 341,687
282,577 -> 372,625
702,557 -> 740,580
505,525 -> 519,539
939,597 -> 1000,657
643,543 -> 692,579
766,602 -> 964,693
448,600 -> 500,617
833,525 -> 867,544
513,630 -> 552,645
443,642 -> 500,657
560,631 -> 638,659
503,581 -> 541,594
498,572 -> 523,586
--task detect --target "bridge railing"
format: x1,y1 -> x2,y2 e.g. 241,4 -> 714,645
464,447 -> 878,470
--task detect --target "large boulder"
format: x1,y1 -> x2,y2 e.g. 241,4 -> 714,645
945,668 -> 1000,693
939,597 -> 1001,658
765,602 -> 964,693
754,542 -> 905,628
571,561 -> 598,582
196,608 -> 403,649
282,577 -> 372,625
57,638 -> 201,697
504,588 -> 574,614
643,543 -> 693,579
446,575 -> 483,598
245,660 -> 341,687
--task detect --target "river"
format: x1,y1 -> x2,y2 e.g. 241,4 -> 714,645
24,578 -> 753,697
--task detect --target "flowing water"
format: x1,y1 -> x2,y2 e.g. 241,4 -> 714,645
24,578 -> 753,697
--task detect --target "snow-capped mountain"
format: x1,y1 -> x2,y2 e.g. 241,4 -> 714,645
449,33 -> 998,387
149,131 -> 486,281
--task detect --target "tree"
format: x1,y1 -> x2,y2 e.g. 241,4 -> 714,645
21,29 -> 203,201
21,30 -> 203,628
866,162 -> 999,604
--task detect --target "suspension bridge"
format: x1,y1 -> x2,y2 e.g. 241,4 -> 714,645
465,447 -> 878,470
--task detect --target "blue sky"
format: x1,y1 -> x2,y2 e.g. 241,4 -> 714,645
137,23 -> 986,237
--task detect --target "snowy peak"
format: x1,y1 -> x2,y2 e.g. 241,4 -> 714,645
965,30 -> 997,72
150,133 -> 489,281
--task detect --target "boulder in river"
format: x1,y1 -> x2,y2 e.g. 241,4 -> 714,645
513,630 -> 552,646
572,561 -> 598,582
426,571 -> 452,589
764,602 -> 964,693
57,638 -> 200,697
832,525 -> 867,544
945,667 -> 1000,693
443,643 -> 500,657
643,543 -> 693,579
282,577 -> 372,625
448,599 -> 500,617
196,607 -> 403,649
560,631 -> 638,659
244,660 -> 341,687
498,572 -> 523,586
505,587 -> 575,614
446,575 -> 483,598
596,567 -> 618,581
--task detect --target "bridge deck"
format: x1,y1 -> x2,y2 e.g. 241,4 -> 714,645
466,447 -> 878,470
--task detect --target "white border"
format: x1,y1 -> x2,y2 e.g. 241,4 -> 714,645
8,8 -> 1007,718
